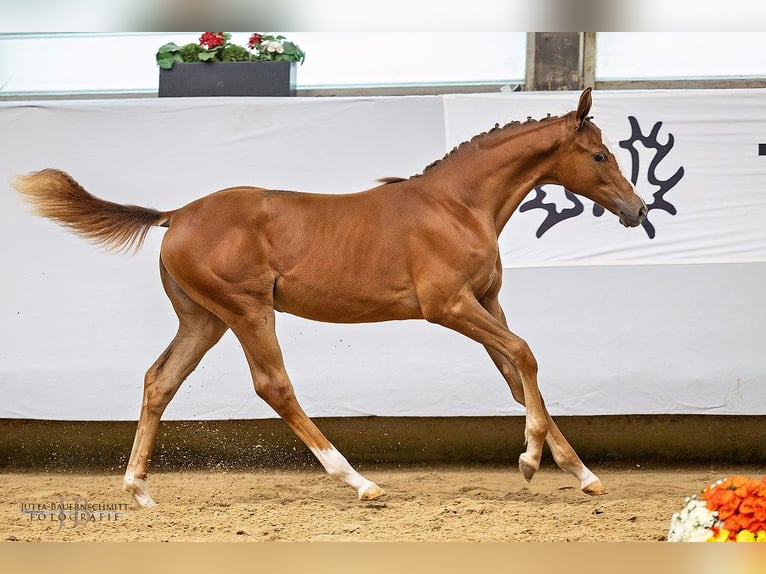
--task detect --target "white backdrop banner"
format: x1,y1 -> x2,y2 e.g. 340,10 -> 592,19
1,90 -> 764,419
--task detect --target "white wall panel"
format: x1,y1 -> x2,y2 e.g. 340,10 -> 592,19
1,90 -> 764,419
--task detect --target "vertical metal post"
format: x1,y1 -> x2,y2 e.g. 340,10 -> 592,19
525,32 -> 589,91
582,32 -> 597,89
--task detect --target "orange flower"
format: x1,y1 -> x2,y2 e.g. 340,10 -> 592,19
740,496 -> 760,515
723,514 -> 751,533
751,522 -> 766,534
700,476 -> 766,539
691,476 -> 766,541
708,489 -> 740,519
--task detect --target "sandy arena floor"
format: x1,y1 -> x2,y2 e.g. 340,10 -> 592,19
2,464 -> 759,542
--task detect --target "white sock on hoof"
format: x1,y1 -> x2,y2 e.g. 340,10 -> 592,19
124,472 -> 157,508
578,468 -> 601,490
310,446 -> 377,498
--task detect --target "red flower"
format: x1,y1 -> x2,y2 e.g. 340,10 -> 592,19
199,32 -> 225,49
248,33 -> 264,49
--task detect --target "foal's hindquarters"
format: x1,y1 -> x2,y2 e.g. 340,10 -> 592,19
122,262 -> 386,506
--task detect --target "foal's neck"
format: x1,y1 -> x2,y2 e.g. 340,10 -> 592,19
430,116 -> 570,235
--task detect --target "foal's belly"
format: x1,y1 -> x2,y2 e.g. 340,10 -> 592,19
272,273 -> 423,324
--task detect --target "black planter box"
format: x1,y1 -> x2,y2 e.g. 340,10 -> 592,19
159,61 -> 296,97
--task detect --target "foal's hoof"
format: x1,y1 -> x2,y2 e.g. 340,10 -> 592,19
359,482 -> 385,501
518,453 -> 538,482
133,495 -> 158,508
581,479 -> 606,496
123,476 -> 157,508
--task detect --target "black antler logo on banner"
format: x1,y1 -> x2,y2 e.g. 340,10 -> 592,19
520,116 -> 685,239
618,116 -> 685,238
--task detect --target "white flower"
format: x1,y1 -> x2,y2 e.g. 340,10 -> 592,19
667,496 -> 718,542
263,41 -> 284,54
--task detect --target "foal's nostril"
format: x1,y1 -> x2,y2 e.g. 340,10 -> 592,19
638,197 -> 648,218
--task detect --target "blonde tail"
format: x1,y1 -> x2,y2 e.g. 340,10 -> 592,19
11,169 -> 173,253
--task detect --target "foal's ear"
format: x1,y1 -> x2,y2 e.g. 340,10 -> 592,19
576,87 -> 593,129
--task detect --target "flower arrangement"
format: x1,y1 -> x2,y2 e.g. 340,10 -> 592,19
668,476 -> 766,542
156,32 -> 305,70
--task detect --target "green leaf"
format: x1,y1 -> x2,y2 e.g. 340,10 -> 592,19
197,51 -> 217,62
156,42 -> 182,68
156,52 -> 181,69
284,42 -> 305,64
157,42 -> 181,55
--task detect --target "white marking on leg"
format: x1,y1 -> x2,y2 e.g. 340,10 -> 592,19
123,471 -> 157,508
577,467 -> 600,490
310,446 -> 377,499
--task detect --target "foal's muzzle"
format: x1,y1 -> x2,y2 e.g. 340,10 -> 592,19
618,197 -> 647,228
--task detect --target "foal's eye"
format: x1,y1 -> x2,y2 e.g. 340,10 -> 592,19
593,152 -> 607,162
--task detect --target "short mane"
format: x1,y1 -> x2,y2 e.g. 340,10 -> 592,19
413,112 -> 568,178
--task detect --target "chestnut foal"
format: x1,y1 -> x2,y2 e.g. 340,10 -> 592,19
13,88 -> 646,507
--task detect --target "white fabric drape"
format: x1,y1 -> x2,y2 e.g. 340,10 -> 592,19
1,90 -> 764,419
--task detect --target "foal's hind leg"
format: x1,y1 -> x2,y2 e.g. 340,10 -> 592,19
228,307 -> 383,501
481,296 -> 604,495
123,265 -> 227,507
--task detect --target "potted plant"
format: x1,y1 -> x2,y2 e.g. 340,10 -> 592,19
156,32 -> 306,97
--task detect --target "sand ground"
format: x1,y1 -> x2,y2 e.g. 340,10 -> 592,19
2,464 -> 759,542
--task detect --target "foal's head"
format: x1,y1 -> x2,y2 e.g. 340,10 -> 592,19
554,88 -> 647,228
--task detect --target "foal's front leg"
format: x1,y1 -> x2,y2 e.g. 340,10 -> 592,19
480,295 -> 604,494
425,291 -> 549,483
484,344 -> 604,494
